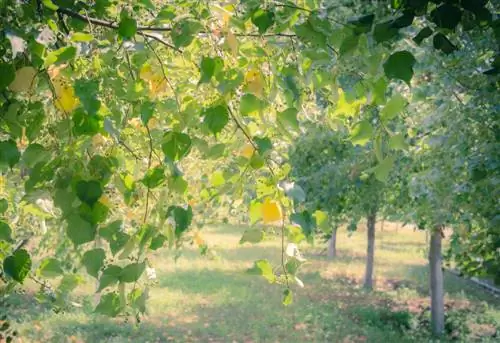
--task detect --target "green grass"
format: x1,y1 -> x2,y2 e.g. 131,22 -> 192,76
7,223 -> 500,342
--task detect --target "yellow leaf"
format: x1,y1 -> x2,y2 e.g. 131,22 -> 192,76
226,30 -> 238,56
54,84 -> 79,113
261,198 -> 282,223
245,68 -> 264,97
333,88 -> 366,117
99,195 -> 112,208
193,231 -> 205,247
9,67 -> 37,93
139,64 -> 155,81
241,144 -> 255,159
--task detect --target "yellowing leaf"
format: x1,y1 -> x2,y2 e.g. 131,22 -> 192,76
54,84 -> 79,113
193,231 -> 205,246
241,144 -> 255,159
9,67 -> 37,93
261,198 -> 282,223
226,30 -> 238,56
333,88 -> 366,117
245,68 -> 264,97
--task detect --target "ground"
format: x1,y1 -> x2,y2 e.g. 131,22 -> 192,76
8,222 -> 500,342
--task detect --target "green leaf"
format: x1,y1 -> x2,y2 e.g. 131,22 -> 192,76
383,51 -> 416,86
373,156 -> 396,183
82,248 -> 105,278
97,265 -> 122,292
203,105 -> 229,135
42,0 -> 58,10
162,131 -> 192,161
313,210 -> 329,234
66,215 -> 96,246
210,171 -> 225,187
431,4 -> 462,30
0,140 -> 21,168
251,154 -> 264,169
141,167 -> 166,188
339,34 -> 359,56
380,94 -> 407,122
247,259 -> 275,283
0,63 -> 15,90
293,19 -> 326,47
128,288 -> 148,313
0,221 -> 12,242
118,11 -> 137,39
349,14 -> 375,34
38,258 -> 63,278
277,108 -> 299,130
199,56 -> 223,84
240,228 -> 264,244
240,93 -> 265,116
95,292 -> 123,317
3,249 -> 31,283
413,27 -> 433,45
171,19 -> 203,48
388,133 -> 409,151
374,21 -> 398,43
433,33 -> 457,55
0,199 -> 7,214
283,289 -> 293,305
170,175 -> 188,194
249,201 -> 262,224
350,120 -> 373,146
284,183 -> 306,203
150,234 -> 166,250
166,205 -> 193,237
76,180 -> 103,207
44,46 -> 77,67
120,262 -> 145,283
140,101 -> 155,125
291,211 -> 315,237
22,143 -> 51,167
251,9 -> 275,34
70,32 -> 94,42
254,136 -> 272,155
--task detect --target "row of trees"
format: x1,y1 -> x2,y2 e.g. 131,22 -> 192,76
0,0 -> 498,339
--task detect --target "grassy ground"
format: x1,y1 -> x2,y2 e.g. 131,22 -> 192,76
8,222 -> 500,342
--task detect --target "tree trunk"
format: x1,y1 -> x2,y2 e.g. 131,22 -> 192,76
364,212 -> 376,290
429,227 -> 445,336
327,226 -> 337,258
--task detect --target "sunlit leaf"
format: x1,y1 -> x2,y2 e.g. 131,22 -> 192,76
349,120 -> 373,146
261,198 -> 282,223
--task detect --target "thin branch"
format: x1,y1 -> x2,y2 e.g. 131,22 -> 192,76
56,7 -> 172,31
138,32 -> 181,53
142,38 -> 181,111
55,7 -> 179,52
143,125 -> 154,224
280,214 -> 289,287
234,32 -> 296,38
274,3 -> 313,13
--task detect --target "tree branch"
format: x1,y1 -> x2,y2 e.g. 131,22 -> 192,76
55,7 -> 179,51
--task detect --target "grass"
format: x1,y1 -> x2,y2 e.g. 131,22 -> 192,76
7,222 -> 500,342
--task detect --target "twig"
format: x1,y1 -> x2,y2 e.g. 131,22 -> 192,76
143,125 -> 154,224
138,32 -> 181,53
142,38 -> 181,112
55,7 -> 179,52
56,7 -> 172,31
280,215 -> 289,287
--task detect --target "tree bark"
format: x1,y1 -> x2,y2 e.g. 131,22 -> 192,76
327,226 -> 337,258
429,227 -> 445,336
364,212 -> 376,290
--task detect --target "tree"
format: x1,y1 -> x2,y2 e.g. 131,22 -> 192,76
0,1 -> 497,337
289,125 -> 395,290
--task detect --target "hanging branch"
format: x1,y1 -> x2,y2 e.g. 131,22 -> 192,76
55,7 -> 179,52
56,7 -> 172,31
